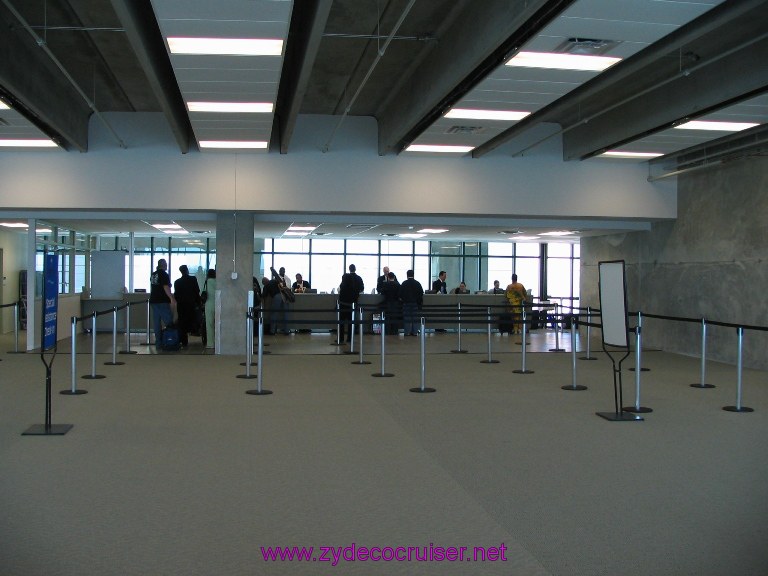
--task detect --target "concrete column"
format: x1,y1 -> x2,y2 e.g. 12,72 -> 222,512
215,212 -> 254,355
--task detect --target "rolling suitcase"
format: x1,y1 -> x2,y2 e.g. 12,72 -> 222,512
498,312 -> 514,334
161,325 -> 181,351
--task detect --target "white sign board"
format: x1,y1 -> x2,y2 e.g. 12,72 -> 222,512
599,260 -> 629,348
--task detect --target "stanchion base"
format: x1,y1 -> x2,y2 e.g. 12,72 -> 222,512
629,367 -> 650,372
118,351 -> 138,355
104,361 -> 125,366
549,348 -> 566,352
596,411 -> 643,421
351,360 -> 372,365
236,374 -> 258,379
239,362 -> 258,366
450,350 -> 468,354
562,385 -> 587,391
344,350 -> 358,355
579,356 -> 598,361
330,341 -> 343,346
623,405 -> 653,413
410,387 -> 436,393
690,383 -> 716,389
480,360 -> 500,364
60,389 -> 88,395
246,389 -> 273,395
515,341 -> 531,346
7,351 -> 26,354
22,424 -> 73,435
723,405 -> 754,413
372,373 -> 394,378
512,369 -> 535,374
82,374 -> 106,380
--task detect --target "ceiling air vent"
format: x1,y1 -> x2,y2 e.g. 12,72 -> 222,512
555,38 -> 620,56
445,125 -> 485,135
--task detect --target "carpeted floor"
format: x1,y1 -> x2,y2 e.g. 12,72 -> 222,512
1,333 -> 766,575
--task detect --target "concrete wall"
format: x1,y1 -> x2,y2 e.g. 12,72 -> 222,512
581,156 -> 768,370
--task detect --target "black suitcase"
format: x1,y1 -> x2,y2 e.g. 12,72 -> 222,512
498,313 -> 514,334
161,326 -> 182,351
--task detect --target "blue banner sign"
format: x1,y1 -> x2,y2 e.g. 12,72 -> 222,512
42,254 -> 58,351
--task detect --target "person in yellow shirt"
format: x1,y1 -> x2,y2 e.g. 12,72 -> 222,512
505,274 -> 529,334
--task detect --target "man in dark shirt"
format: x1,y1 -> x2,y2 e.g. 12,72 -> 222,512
149,258 -> 176,347
173,264 -> 201,347
379,271 -> 401,335
398,269 -> 424,336
338,264 -> 364,342
431,271 -> 447,294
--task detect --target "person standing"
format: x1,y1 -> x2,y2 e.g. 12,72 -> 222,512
338,263 -> 364,343
491,280 -> 504,294
376,266 -> 396,293
431,271 -> 447,294
505,273 -> 529,334
203,269 -> 216,349
150,258 -> 176,347
379,271 -> 401,335
399,269 -> 424,336
173,264 -> 201,348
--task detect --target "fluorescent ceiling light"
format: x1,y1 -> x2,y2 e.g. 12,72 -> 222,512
406,144 -> 474,154
417,228 -> 449,234
510,236 -> 539,241
167,37 -> 283,56
283,231 -> 309,236
199,140 -> 268,149
0,222 -> 29,228
0,101 -> 9,110
506,51 -> 620,71
539,231 -> 576,237
187,102 -> 274,113
674,120 -> 759,132
445,108 -> 530,121
151,224 -> 183,230
287,226 -> 317,231
398,233 -> 427,239
0,139 -> 58,148
601,151 -> 663,159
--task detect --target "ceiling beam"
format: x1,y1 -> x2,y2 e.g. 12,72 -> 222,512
473,0 -> 768,159
273,0 -> 333,154
109,0 -> 194,153
375,0 -> 575,156
0,0 -> 92,150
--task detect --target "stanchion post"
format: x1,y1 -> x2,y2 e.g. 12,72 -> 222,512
145,299 -> 151,345
623,326 -> 652,413
549,303 -> 565,352
562,321 -> 587,391
629,312 -> 650,372
238,310 -> 257,379
580,306 -> 597,360
104,307 -> 125,366
410,317 -> 435,393
14,301 -> 20,353
247,313 -> 272,395
82,312 -> 105,380
691,317 -> 715,388
120,301 -> 137,355
723,327 -> 753,413
451,302 -> 468,353
513,308 -> 534,374
372,311 -> 394,378
331,300 -> 343,346
61,316 -> 87,395
352,306 -> 371,365
481,306 -> 499,364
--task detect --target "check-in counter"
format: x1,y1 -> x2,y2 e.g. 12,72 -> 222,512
80,292 -> 150,332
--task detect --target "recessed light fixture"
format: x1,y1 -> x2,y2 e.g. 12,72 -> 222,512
417,228 -> 449,234
510,235 -> 538,241
0,139 -> 58,148
601,151 -> 663,159
405,144 -> 474,154
445,109 -> 530,122
0,222 -> 29,228
674,120 -> 759,132
187,102 -> 274,113
539,231 -> 576,237
287,226 -> 317,232
167,37 -> 283,56
283,231 -> 309,236
398,233 -> 427,239
199,140 -> 268,149
506,51 -> 620,71
0,101 -> 9,110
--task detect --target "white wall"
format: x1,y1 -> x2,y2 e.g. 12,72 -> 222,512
0,113 -> 676,222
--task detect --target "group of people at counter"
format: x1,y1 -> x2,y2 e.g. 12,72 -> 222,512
148,260 -> 533,349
